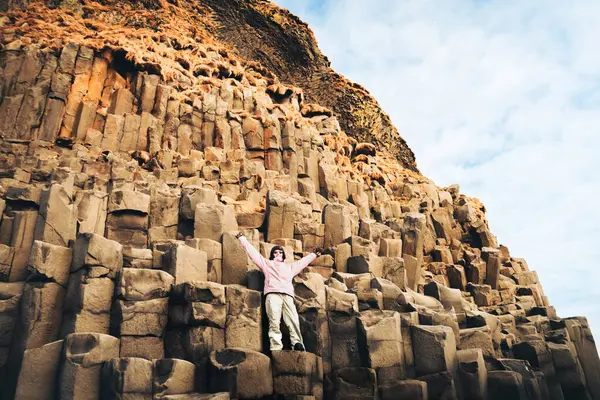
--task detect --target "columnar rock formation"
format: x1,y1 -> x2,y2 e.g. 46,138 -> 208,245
0,1 -> 598,399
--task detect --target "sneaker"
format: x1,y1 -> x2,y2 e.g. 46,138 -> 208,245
293,343 -> 305,351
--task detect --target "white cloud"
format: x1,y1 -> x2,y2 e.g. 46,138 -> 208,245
276,0 -> 600,333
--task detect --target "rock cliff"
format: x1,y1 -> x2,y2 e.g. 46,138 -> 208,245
0,1 -> 597,400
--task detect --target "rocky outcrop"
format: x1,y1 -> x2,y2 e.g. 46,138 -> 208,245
1,0 -> 418,171
0,1 -> 596,400
198,0 -> 418,171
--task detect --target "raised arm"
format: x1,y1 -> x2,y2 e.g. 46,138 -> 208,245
291,249 -> 321,276
236,233 -> 267,271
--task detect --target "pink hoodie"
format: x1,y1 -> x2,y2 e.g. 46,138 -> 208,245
238,236 -> 317,297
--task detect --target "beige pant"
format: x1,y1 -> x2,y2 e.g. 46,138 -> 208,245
265,293 -> 304,350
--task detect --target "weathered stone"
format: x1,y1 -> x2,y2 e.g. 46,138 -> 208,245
59,333 -> 120,400
222,232 -> 259,285
108,189 -> 150,214
179,186 -> 218,219
64,269 -> 114,315
367,277 -> 400,311
403,254 -> 421,292
267,190 -> 297,241
107,225 -> 148,249
149,226 -> 177,247
117,113 -> 141,152
164,243 -> 208,284
477,225 -> 497,248
0,244 -> 14,281
482,247 -> 501,289
329,311 -> 360,371
348,254 -> 383,277
170,281 -> 226,329
458,326 -> 495,358
140,74 -> 160,112
0,282 -> 24,347
236,211 -> 266,230
371,257 -> 402,292
186,238 -> 222,283
298,309 -> 331,374
332,367 -> 377,400
60,46 -> 94,139
101,357 -> 153,398
513,339 -> 556,387
34,184 -> 76,247
27,240 -> 72,286
323,203 -> 351,248
165,325 -> 225,374
495,358 -> 544,400
153,358 -> 196,398
431,208 -> 460,242
350,235 -> 371,257
418,371 -> 458,400
319,163 -> 348,200
447,264 -> 467,291
60,309 -> 110,337
19,282 -> 65,350
356,287 -> 384,310
120,336 -> 165,360
75,190 -> 108,235
468,283 -> 494,307
0,94 -> 24,138
149,188 -> 180,229
487,370 -> 528,400
417,310 -> 461,349
113,298 -> 168,336
225,285 -> 262,351
137,111 -> 154,151
395,312 -> 417,379
379,238 -> 402,257
101,114 -> 124,151
456,348 -> 487,400
294,272 -> 327,313
357,310 -> 403,379
123,246 -> 153,269
326,286 -> 358,314
5,210 -> 37,281
379,379 -> 427,400
14,339 -> 64,400
39,98 -> 65,142
86,55 -> 108,101
272,350 -> 323,398
424,281 -> 465,314
194,203 -> 237,242
514,271 -> 539,286
5,186 -> 42,205
548,341 -> 588,398
74,99 -> 98,141
108,88 -> 134,115
118,268 -> 174,301
411,324 -> 457,377
334,242 -> 351,273
72,233 -> 122,278
209,348 -> 273,399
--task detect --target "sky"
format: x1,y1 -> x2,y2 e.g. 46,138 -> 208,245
274,0 -> 600,335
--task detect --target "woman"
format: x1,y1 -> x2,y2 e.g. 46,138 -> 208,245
235,232 -> 321,352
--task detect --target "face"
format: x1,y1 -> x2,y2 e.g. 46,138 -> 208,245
273,249 -> 284,262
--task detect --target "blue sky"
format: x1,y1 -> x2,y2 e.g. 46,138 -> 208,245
274,0 -> 600,334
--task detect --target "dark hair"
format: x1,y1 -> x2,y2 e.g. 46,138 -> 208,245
269,245 -> 286,261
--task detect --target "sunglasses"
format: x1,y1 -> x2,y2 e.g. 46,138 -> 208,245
273,250 -> 284,254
